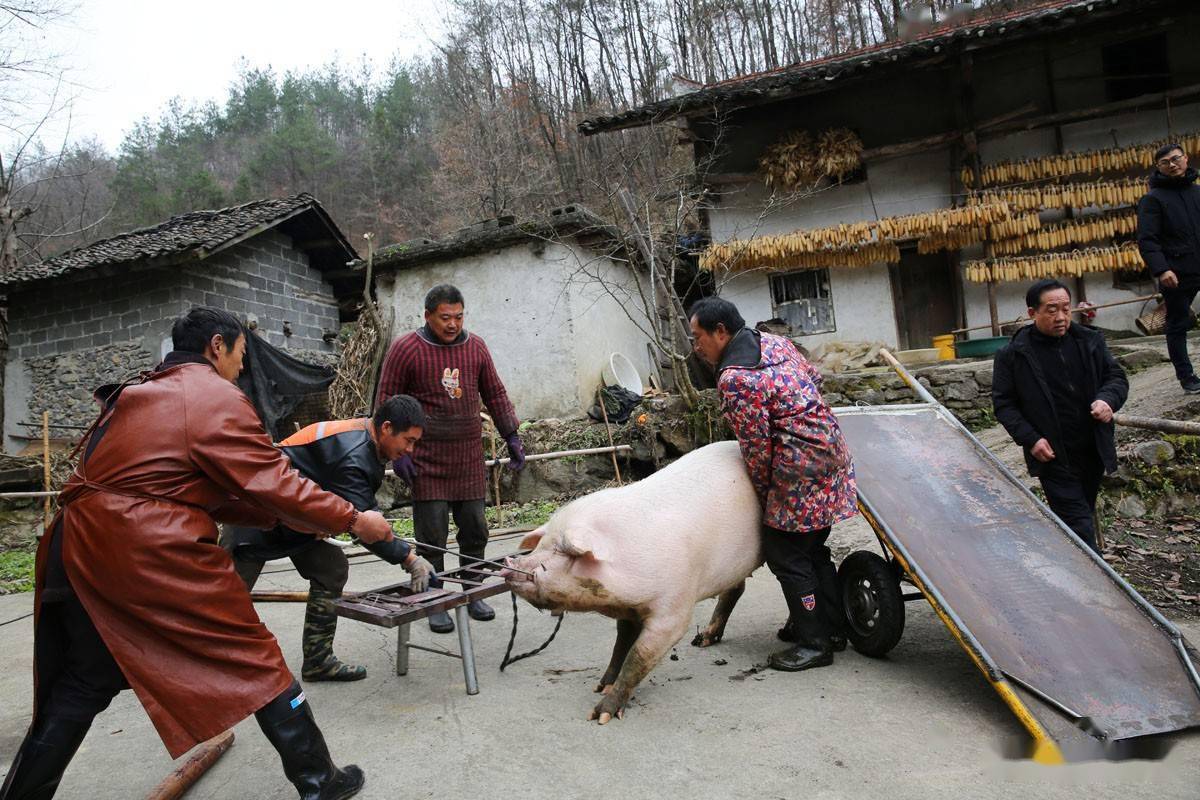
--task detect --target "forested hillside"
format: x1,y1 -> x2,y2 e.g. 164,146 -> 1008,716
6,0 -> 1044,265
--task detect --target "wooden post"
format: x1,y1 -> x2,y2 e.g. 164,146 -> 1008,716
489,425 -> 504,528
597,388 -> 623,485
42,411 -> 50,529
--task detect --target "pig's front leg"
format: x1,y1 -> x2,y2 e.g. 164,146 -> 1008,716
691,581 -> 746,648
588,615 -> 689,725
596,617 -> 642,694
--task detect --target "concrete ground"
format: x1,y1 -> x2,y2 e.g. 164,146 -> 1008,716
3,515 -> 1200,800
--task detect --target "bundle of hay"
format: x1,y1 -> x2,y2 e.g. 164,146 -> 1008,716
816,128 -> 863,182
760,130 -> 821,191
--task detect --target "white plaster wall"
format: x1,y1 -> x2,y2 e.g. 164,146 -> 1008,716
562,246 -> 652,407
376,240 -> 650,420
708,148 -> 953,348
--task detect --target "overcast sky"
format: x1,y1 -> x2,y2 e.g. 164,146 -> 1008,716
13,0 -> 444,153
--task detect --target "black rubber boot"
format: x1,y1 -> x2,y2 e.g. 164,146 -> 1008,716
428,610 -> 455,634
255,681 -> 364,800
301,588 -> 367,682
0,714 -> 92,800
768,586 -> 833,673
460,555 -> 495,621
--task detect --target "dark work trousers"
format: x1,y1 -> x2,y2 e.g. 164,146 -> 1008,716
761,525 -> 838,627
1163,273 -> 1200,380
1038,451 -> 1105,553
413,499 -> 489,574
34,595 -> 129,724
227,540 -> 350,594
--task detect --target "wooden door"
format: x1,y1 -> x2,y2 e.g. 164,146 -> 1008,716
889,249 -> 958,351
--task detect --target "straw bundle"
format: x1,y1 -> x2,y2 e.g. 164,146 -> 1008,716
816,128 -> 864,182
760,130 -> 821,191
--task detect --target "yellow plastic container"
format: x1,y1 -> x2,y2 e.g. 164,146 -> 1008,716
932,334 -> 956,361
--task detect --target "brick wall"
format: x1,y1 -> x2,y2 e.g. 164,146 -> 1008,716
3,229 -> 340,451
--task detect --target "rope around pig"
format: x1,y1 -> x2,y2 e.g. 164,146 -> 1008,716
499,593 -> 564,671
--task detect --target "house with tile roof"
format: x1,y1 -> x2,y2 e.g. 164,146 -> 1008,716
581,0 -> 1200,352
1,194 -> 359,452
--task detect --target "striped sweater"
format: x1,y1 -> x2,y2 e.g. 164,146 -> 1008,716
376,327 -> 519,501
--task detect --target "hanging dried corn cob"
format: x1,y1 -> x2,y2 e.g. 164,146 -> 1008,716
991,209 -> 1139,256
963,243 -> 1144,283
970,178 -> 1146,213
962,131 -> 1200,188
700,240 -> 902,273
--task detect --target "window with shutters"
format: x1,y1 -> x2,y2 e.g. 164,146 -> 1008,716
769,269 -> 835,335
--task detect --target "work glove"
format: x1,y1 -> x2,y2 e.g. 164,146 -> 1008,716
404,554 -> 435,593
392,454 -> 417,485
505,432 -> 526,471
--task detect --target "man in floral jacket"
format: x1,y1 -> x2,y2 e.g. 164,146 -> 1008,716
690,297 -> 857,672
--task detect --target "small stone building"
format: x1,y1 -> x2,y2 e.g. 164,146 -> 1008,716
1,194 -> 359,453
369,206 -> 654,420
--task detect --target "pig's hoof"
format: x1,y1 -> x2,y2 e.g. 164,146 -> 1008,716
691,630 -> 722,648
588,695 -> 625,724
593,682 -> 614,694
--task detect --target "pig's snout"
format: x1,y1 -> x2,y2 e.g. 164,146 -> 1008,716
501,556 -> 533,584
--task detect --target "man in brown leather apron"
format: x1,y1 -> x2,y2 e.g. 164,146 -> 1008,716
2,307 -> 394,800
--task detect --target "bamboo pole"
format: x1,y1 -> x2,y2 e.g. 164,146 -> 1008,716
144,730 -> 234,800
250,591 -> 310,603
41,412 -> 50,529
951,294 -> 1161,336
490,424 -> 504,527
1113,414 -> 1200,436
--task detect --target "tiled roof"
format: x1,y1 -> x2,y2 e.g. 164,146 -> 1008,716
369,205 -> 623,271
578,0 -> 1154,135
3,193 -> 340,287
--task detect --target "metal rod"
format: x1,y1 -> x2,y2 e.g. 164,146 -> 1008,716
597,387 -> 624,485
1001,671 -> 1085,724
396,623 -> 410,675
389,539 -> 534,577
406,641 -> 462,660
484,445 -> 632,468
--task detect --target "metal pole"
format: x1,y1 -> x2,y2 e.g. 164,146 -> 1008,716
455,606 -> 479,695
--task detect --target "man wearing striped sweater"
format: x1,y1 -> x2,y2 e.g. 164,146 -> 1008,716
377,284 -> 526,633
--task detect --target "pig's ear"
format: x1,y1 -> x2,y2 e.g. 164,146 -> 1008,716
559,529 -> 608,562
519,531 -> 544,551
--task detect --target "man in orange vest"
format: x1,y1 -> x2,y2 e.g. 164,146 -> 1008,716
222,395 -> 435,682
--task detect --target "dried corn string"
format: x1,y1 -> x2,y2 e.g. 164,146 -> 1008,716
964,243 -> 1144,283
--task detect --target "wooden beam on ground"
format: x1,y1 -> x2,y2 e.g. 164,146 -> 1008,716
1113,414 -> 1200,437
145,730 -> 234,800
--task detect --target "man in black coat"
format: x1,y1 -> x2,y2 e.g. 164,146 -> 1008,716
1137,142 -> 1200,393
992,279 -> 1129,553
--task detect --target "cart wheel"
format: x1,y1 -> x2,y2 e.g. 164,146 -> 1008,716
838,550 -> 905,658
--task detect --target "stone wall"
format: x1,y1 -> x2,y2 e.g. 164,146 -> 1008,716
4,229 -> 340,452
822,360 -> 996,428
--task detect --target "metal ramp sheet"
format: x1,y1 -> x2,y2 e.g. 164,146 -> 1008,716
836,404 -> 1200,740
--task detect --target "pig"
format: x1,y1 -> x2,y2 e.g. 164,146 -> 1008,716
502,440 -> 763,724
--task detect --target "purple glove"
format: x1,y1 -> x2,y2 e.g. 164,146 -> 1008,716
505,432 -> 526,471
392,454 -> 417,485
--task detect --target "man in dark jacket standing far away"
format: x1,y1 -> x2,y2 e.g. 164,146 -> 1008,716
1137,142 -> 1200,393
992,279 -> 1129,553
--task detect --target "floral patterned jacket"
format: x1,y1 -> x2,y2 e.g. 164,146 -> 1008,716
717,329 -> 857,533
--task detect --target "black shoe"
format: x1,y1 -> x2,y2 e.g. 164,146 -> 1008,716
256,681 -> 365,800
1182,376 -> 1200,394
0,715 -> 92,800
768,641 -> 834,672
777,617 -> 845,651
428,610 -> 455,633
467,598 -> 495,621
